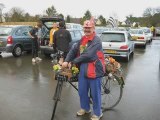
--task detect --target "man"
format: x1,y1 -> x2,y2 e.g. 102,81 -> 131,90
150,26 -> 155,37
62,19 -> 105,120
49,22 -> 58,47
28,21 -> 42,63
53,21 -> 72,64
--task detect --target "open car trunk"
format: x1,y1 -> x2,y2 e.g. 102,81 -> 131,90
39,17 -> 64,57
40,17 -> 64,46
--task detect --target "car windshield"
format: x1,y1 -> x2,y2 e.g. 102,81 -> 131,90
129,29 -> 139,34
0,27 -> 12,36
100,33 -> 125,42
44,21 -> 59,29
95,28 -> 103,34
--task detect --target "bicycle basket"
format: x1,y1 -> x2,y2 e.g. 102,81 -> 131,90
58,69 -> 72,79
105,57 -> 121,74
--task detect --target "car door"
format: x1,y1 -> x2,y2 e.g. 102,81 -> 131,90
17,26 -> 33,50
74,30 -> 82,42
127,33 -> 135,53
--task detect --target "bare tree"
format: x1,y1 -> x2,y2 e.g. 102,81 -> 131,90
143,7 -> 155,17
155,7 -> 160,13
0,3 -> 5,22
9,7 -> 25,22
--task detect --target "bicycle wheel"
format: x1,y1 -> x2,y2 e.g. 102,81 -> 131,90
51,80 -> 63,120
101,74 -> 124,112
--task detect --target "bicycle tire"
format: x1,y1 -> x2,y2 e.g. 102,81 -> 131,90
51,81 -> 63,120
101,75 -> 123,112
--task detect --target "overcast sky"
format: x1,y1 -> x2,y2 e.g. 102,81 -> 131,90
1,0 -> 160,21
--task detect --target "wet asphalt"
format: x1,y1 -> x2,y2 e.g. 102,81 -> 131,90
0,39 -> 160,120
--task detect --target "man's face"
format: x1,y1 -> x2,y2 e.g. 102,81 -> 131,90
83,27 -> 95,36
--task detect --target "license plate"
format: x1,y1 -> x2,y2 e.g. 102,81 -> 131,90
106,50 -> 117,54
132,36 -> 138,40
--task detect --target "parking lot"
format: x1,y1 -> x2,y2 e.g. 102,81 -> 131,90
0,39 -> 160,120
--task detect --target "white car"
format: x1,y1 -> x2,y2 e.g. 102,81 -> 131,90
141,27 -> 153,42
129,29 -> 147,48
66,23 -> 83,30
100,31 -> 135,62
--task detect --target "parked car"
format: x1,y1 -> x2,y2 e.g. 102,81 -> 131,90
100,31 -> 135,62
155,27 -> 160,36
39,17 -> 83,57
141,27 -> 153,42
129,28 -> 147,48
95,27 -> 104,37
0,25 -> 33,57
66,23 -> 83,30
95,27 -> 110,37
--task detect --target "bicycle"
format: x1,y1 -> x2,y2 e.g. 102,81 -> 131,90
51,52 -> 124,120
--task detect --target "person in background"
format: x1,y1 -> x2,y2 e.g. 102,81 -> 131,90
53,21 -> 72,64
62,18 -> 105,120
49,22 -> 58,47
150,26 -> 156,37
28,21 -> 42,63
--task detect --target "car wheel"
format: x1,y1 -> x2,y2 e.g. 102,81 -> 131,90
125,53 -> 130,62
0,52 -> 1,54
143,44 -> 146,49
12,45 -> 23,57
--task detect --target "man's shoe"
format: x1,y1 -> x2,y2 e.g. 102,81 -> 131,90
36,57 -> 42,61
32,58 -> 36,63
90,113 -> 103,120
77,109 -> 91,116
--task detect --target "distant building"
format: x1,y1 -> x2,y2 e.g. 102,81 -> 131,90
96,19 -> 101,25
132,22 -> 140,27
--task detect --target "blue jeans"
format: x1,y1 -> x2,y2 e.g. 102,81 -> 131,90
78,63 -> 102,116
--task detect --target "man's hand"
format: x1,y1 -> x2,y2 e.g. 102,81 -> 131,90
62,62 -> 68,69
58,58 -> 64,66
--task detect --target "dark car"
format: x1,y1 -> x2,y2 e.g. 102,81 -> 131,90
0,25 -> 33,57
39,17 -> 83,57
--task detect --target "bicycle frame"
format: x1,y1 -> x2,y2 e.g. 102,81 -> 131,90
51,52 -> 124,119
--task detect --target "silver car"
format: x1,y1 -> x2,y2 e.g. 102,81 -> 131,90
129,29 -> 147,48
141,27 -> 153,42
100,31 -> 135,62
